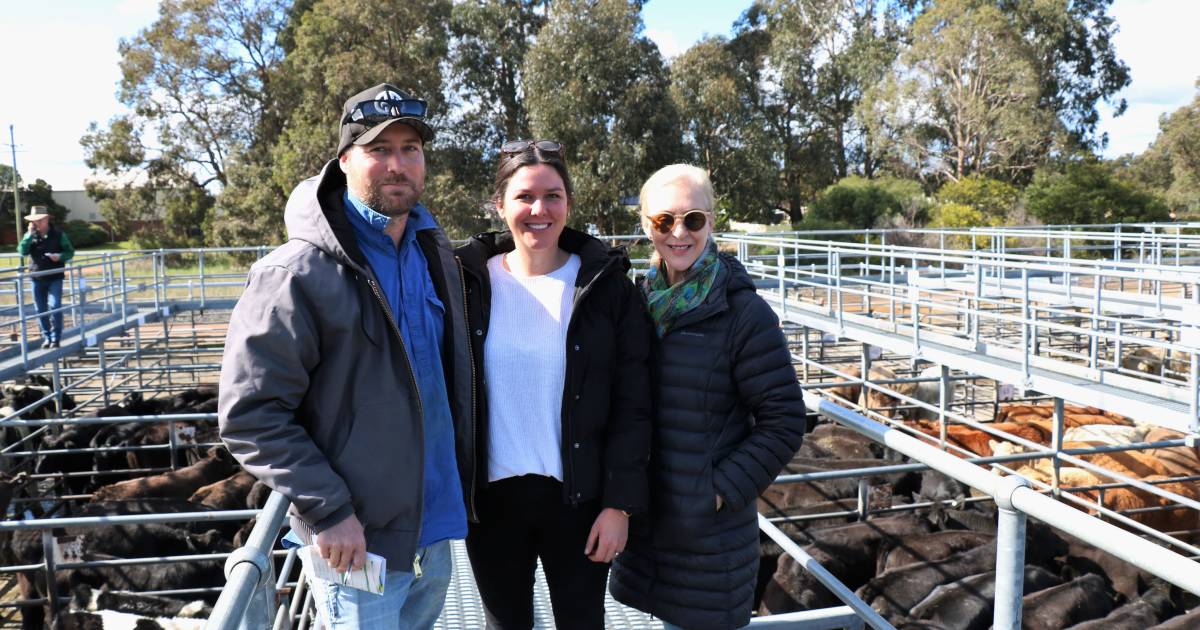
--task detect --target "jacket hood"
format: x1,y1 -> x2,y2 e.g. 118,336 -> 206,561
283,160 -> 367,272
718,252 -> 756,295
456,227 -> 630,285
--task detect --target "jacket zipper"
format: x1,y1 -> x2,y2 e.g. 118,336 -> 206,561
364,275 -> 425,543
456,257 -> 480,522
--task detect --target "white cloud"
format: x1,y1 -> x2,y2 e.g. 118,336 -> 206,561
1099,102 -> 1172,157
1098,0 -> 1200,156
645,28 -> 683,59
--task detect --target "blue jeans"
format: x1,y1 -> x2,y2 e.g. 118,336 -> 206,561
32,277 -> 64,342
303,540 -> 452,630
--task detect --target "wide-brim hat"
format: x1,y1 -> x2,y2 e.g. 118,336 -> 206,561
337,83 -> 435,155
24,210 -> 49,221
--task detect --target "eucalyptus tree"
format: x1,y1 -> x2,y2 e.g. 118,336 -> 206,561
524,0 -> 683,234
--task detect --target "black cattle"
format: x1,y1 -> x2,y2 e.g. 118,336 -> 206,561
12,523 -> 230,568
68,555 -> 225,604
33,422 -> 105,497
906,565 -> 1061,630
75,499 -> 239,538
12,521 -> 228,630
759,514 -> 935,614
761,458 -> 919,517
876,529 -> 995,573
856,541 -> 1000,621
166,387 -> 217,413
914,469 -> 969,504
857,521 -> 1068,621
1057,529 -> 1156,600
1021,573 -> 1117,630
1147,607 -> 1200,629
1067,582 -> 1180,629
71,584 -> 212,619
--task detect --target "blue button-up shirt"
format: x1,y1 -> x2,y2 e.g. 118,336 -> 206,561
343,191 -> 467,547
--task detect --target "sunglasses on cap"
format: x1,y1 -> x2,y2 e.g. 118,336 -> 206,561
500,139 -> 564,157
343,98 -> 428,126
647,210 -> 709,234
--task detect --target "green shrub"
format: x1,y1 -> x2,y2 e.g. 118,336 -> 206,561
1025,158 -> 1169,225
936,176 -> 1019,221
63,220 -> 110,248
807,181 -> 899,230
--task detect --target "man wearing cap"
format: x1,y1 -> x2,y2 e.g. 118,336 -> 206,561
17,207 -> 75,348
218,84 -> 474,628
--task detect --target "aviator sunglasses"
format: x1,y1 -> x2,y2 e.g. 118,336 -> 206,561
500,139 -> 564,157
647,210 -> 709,234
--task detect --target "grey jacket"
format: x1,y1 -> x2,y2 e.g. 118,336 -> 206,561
218,160 -> 476,566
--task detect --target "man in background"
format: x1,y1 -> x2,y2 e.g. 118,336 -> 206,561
18,206 -> 74,348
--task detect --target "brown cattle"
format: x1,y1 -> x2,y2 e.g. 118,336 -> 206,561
1064,441 -> 1173,478
825,365 -> 863,408
89,447 -> 240,502
188,471 -> 256,510
904,420 -> 1051,457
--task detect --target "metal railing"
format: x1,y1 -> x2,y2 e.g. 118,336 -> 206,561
5,224 -> 1199,628
717,232 -> 1200,432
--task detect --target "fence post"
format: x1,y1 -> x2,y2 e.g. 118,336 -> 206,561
1021,268 -> 1031,387
993,475 -> 1030,630
42,530 -> 62,626
199,249 -> 207,310
16,278 -> 29,369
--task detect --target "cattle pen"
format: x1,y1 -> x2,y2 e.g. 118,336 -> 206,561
0,223 -> 1196,630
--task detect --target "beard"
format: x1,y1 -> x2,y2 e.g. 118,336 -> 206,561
360,174 -> 424,218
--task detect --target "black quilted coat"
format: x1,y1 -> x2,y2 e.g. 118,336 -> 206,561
609,254 -> 806,630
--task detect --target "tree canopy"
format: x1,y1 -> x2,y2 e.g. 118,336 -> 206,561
76,0 -> 1168,243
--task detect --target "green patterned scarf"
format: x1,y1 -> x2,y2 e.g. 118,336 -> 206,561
642,239 -> 721,338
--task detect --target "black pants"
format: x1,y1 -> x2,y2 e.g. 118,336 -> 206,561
465,474 -> 609,630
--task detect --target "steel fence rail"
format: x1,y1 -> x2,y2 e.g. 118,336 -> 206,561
207,491 -> 290,630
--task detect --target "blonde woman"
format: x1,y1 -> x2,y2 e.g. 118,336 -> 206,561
610,164 -> 806,630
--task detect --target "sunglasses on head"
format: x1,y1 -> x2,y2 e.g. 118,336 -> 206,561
344,98 -> 428,126
500,139 -> 564,157
647,210 -> 709,234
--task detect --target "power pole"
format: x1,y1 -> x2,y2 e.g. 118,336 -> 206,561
8,125 -> 21,245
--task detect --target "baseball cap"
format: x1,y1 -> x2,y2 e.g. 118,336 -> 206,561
337,83 -> 435,155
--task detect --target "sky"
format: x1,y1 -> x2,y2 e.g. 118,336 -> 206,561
1,0 -> 1197,192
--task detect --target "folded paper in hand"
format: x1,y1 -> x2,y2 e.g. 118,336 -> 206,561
299,545 -> 387,594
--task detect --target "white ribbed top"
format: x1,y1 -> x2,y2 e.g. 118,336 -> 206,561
484,252 -> 580,483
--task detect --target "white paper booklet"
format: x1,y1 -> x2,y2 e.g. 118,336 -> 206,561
299,545 -> 387,594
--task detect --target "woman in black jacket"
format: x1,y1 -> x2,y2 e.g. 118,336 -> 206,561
610,164 -> 807,630
455,140 -> 652,629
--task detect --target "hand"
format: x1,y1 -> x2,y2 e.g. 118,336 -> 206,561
315,513 -> 366,573
47,253 -> 60,261
715,494 -> 724,512
584,507 -> 628,563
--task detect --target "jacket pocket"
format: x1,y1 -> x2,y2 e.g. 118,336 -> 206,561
329,398 -> 420,528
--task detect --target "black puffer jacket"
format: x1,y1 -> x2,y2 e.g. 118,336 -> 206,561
610,253 -> 806,630
455,227 -> 653,512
